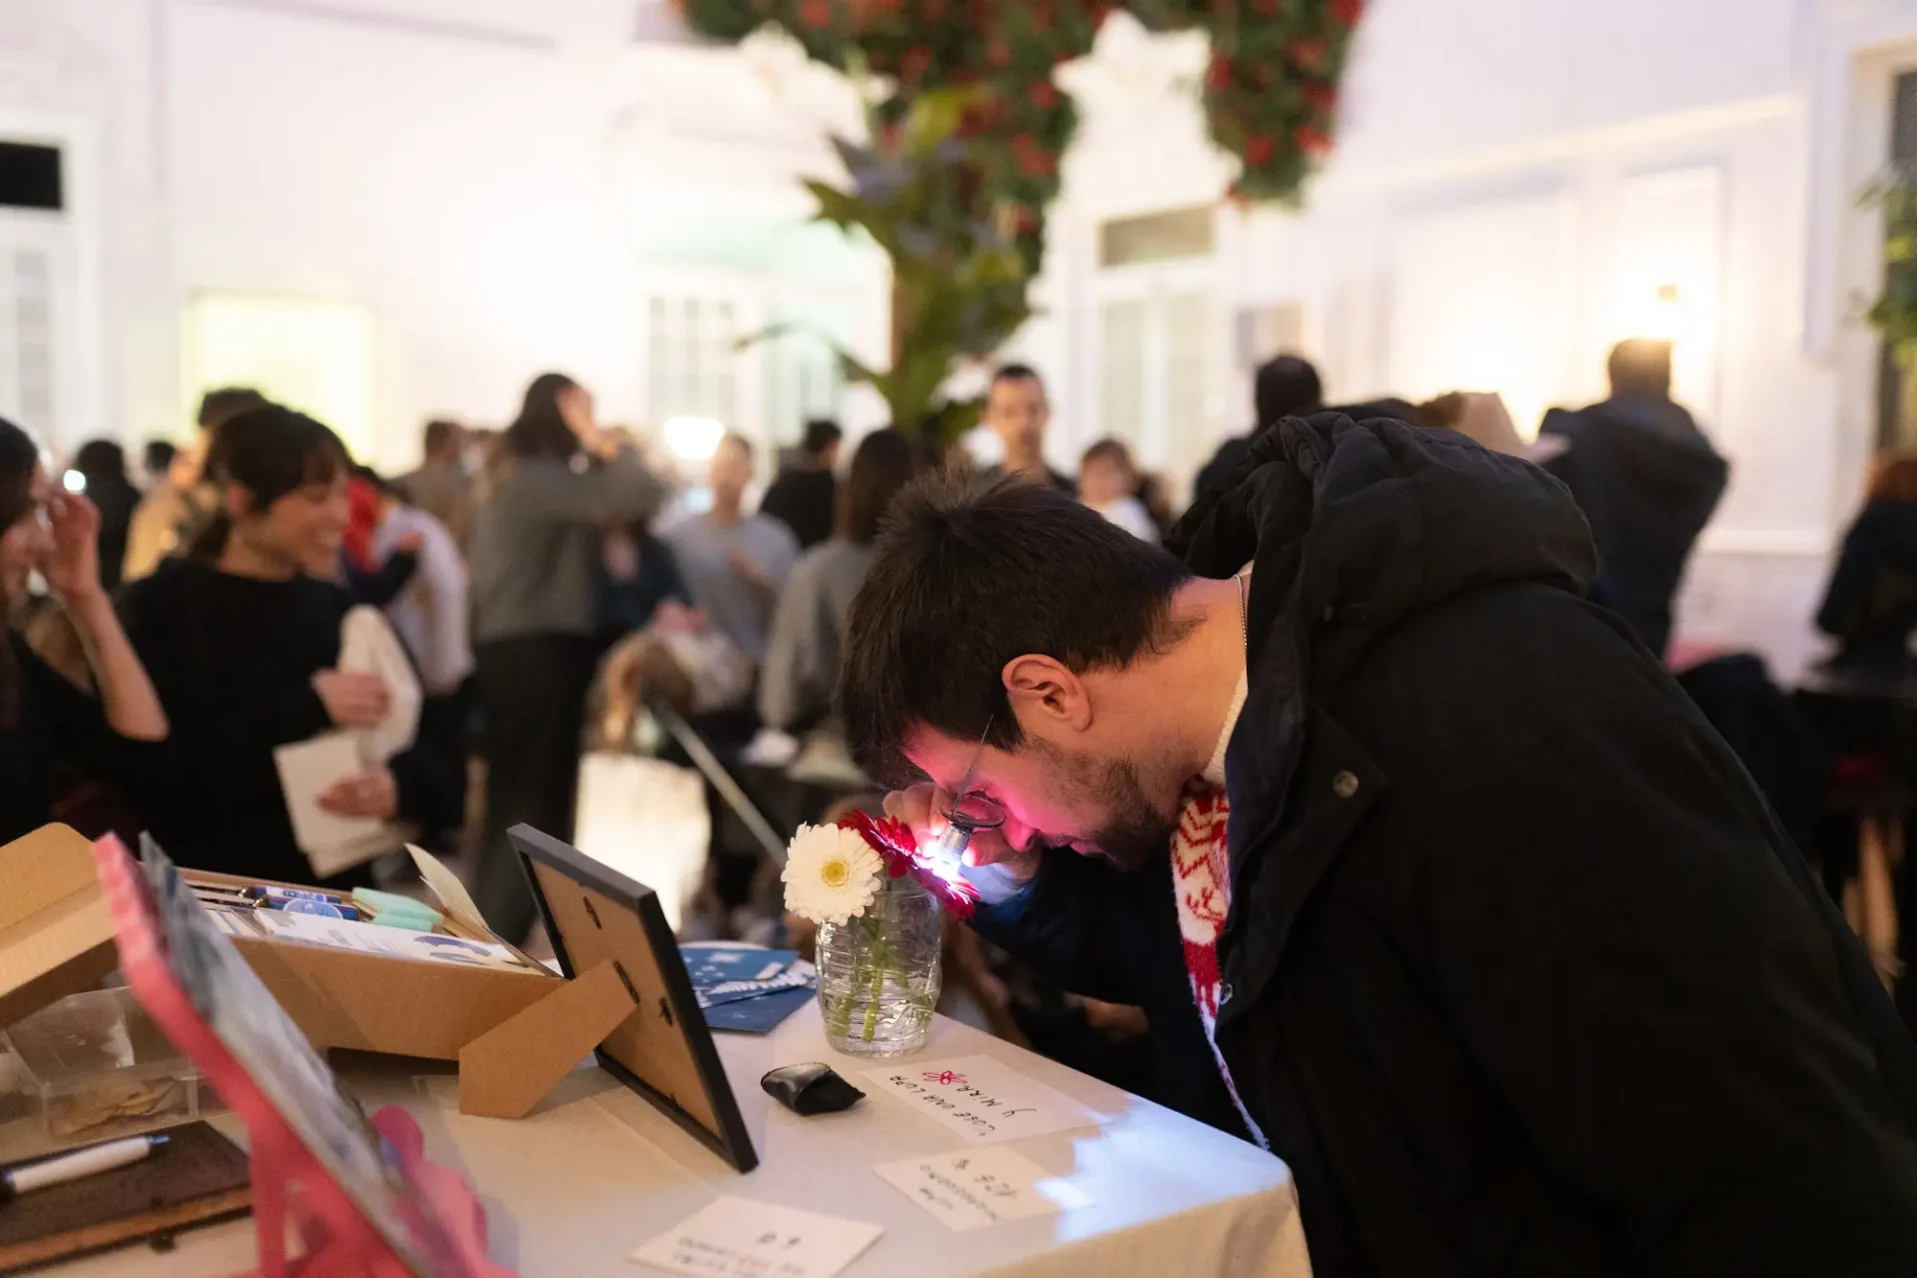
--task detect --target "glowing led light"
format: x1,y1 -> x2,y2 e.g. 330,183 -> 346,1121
61,469 -> 85,494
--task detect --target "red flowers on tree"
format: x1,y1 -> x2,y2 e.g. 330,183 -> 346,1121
680,0 -> 1367,257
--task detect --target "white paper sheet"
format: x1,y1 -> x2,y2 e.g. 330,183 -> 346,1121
872,1146 -> 1093,1232
250,910 -> 539,972
274,732 -> 383,856
859,1056 -> 1104,1146
339,605 -> 421,764
630,1197 -> 883,1278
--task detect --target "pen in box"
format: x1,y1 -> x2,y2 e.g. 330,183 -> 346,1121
242,885 -> 347,905
193,888 -> 362,921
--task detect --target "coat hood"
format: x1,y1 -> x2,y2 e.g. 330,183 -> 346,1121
1172,411 -> 1598,695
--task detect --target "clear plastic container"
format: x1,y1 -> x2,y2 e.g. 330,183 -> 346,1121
1,988 -> 223,1146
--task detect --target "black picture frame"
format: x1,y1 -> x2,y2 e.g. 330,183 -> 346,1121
507,824 -> 758,1173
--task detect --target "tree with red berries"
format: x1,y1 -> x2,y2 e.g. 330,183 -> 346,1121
676,0 -> 1364,441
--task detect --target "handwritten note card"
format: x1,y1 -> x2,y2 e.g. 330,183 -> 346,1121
860,1055 -> 1102,1146
873,1146 -> 1094,1232
630,1198 -> 883,1278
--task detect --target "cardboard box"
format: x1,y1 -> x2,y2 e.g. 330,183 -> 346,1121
179,865 -> 557,1061
0,825 -> 118,1029
0,826 -> 560,1068
1,825 -> 697,1125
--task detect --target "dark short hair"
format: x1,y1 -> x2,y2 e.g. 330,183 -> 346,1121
1608,339 -> 1672,399
194,405 -> 348,558
423,418 -> 462,457
196,387 -> 269,432
73,439 -> 127,484
1254,355 -> 1322,428
991,363 -> 1045,395
0,417 -> 36,727
801,419 -> 843,457
1080,437 -> 1139,479
143,439 -> 178,475
840,471 -> 1193,784
840,428 -> 919,547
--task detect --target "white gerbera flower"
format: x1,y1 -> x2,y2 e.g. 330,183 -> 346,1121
783,823 -> 884,925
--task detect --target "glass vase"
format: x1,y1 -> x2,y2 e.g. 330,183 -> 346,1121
816,874 -> 942,1057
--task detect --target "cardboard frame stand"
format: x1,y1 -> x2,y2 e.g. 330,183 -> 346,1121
505,823 -> 758,1173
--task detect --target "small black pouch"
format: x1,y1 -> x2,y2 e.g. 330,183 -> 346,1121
761,1062 -> 865,1116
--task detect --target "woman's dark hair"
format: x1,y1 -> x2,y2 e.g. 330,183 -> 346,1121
190,405 -> 349,559
0,416 -> 36,538
1869,452 -> 1917,505
0,417 -> 41,727
73,440 -> 128,486
839,428 -> 919,547
502,372 -> 580,461
196,387 -> 270,432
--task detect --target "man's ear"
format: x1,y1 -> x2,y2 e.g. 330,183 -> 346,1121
1003,654 -> 1092,735
221,484 -> 251,520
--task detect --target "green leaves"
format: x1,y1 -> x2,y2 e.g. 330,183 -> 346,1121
679,0 -> 1364,438
1863,165 -> 1917,364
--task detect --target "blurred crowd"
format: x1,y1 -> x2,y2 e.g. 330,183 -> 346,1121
8,336 -> 1917,1084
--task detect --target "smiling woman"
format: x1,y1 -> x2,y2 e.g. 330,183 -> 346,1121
114,406 -> 463,886
0,416 -> 169,844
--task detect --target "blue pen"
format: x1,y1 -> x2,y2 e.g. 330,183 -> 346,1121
243,885 -> 344,905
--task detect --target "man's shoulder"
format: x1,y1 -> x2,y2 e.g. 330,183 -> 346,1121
1336,580 -> 1662,761
747,513 -> 801,553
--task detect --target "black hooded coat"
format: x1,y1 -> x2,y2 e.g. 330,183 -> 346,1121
975,413 -> 1917,1276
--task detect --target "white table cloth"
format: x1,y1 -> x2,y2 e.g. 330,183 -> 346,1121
59,1011 -> 1311,1278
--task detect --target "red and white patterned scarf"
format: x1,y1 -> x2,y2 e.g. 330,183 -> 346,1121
1174,679 -> 1270,1149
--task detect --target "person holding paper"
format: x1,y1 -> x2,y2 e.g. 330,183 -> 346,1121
118,405 -> 461,885
0,417 -> 169,844
845,421 -> 1917,1277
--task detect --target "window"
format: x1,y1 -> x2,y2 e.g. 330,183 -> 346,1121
0,143 -> 60,213
1094,281 -> 1223,497
1099,205 -> 1215,269
0,235 -> 62,439
646,295 -> 740,430
1098,298 -> 1147,450
11,249 -> 51,428
182,293 -> 377,460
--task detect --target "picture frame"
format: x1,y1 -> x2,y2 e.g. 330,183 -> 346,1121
507,824 -> 758,1173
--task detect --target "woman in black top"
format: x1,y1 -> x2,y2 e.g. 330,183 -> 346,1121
0,419 -> 168,844
1818,453 -> 1917,677
118,406 -> 460,884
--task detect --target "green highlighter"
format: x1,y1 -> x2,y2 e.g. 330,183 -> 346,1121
350,888 -> 444,932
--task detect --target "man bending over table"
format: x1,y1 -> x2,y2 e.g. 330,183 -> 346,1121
841,413 -> 1917,1277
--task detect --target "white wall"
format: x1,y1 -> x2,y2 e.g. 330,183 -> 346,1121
3,0 -> 1907,672
1042,0 -> 1877,677
5,0 -> 878,474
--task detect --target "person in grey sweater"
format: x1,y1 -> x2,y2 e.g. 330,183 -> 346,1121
663,433 -> 801,667
759,428 -> 918,737
468,372 -> 663,941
